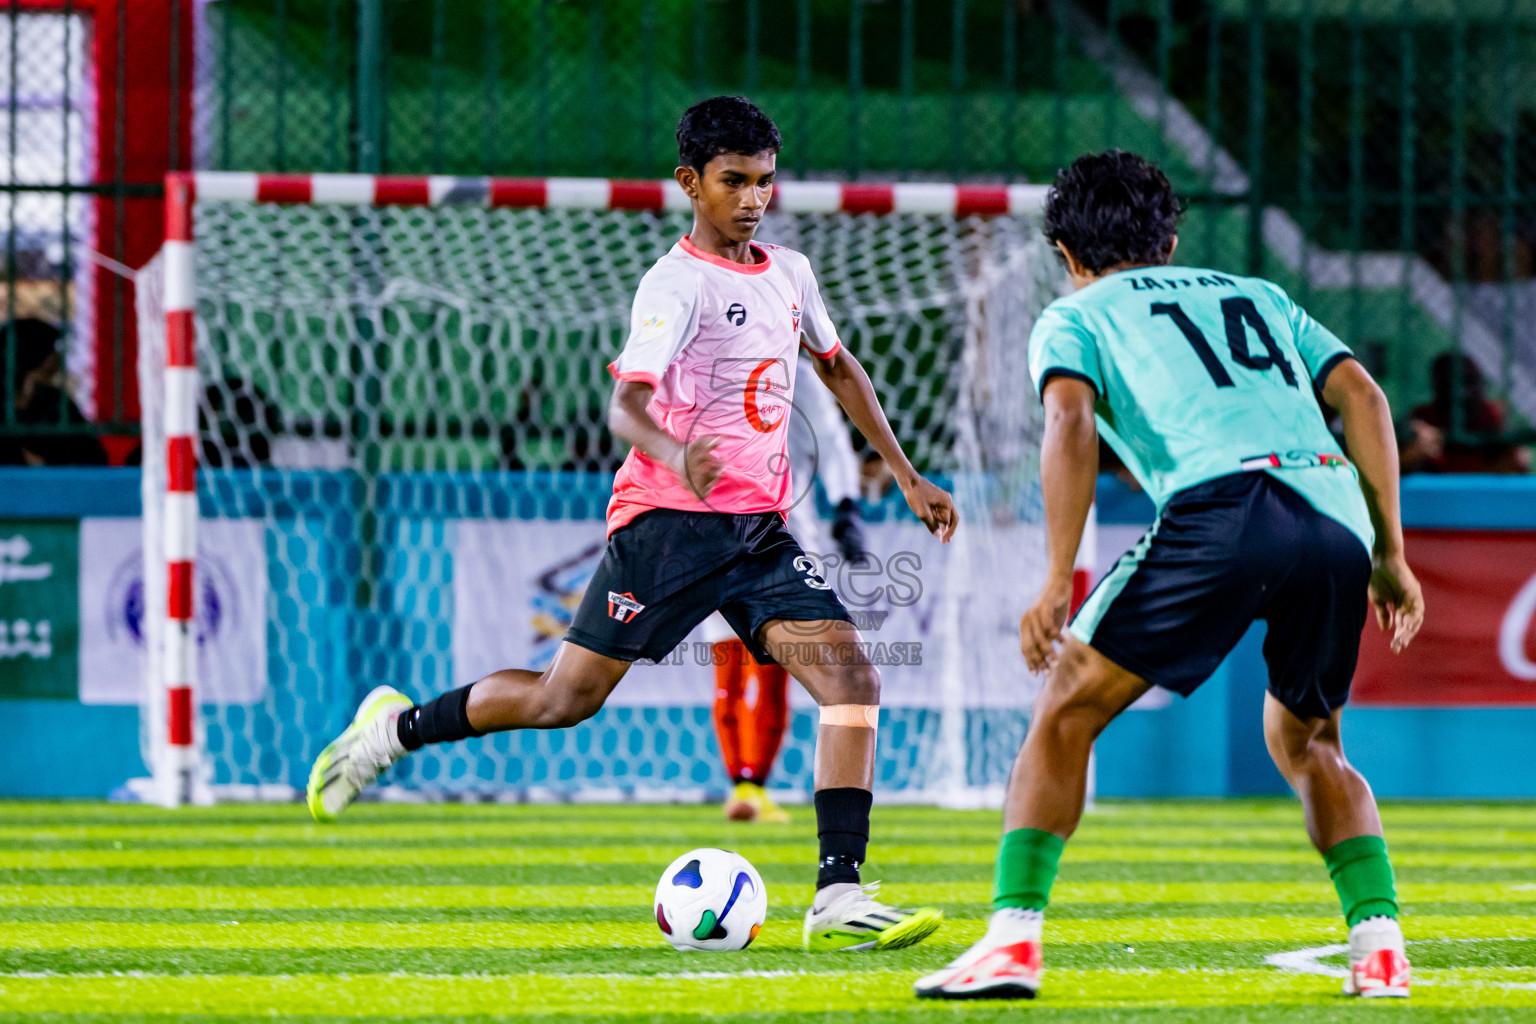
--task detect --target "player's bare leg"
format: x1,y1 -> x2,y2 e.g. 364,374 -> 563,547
1264,697 -> 1381,850
1003,638 -> 1149,837
760,619 -> 876,792
1265,697 -> 1407,997
918,637 -> 1146,999
465,642 -> 630,731
307,642 -> 629,821
758,617 -> 943,951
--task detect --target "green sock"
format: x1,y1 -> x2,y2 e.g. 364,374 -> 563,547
993,827 -> 1065,912
1324,834 -> 1399,927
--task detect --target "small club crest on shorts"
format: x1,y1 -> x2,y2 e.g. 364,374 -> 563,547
607,591 -> 645,622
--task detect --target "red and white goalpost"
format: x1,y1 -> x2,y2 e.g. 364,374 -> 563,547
141,171 -> 1073,807
150,174 -> 202,807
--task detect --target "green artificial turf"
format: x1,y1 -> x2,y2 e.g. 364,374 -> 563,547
0,800 -> 1532,1021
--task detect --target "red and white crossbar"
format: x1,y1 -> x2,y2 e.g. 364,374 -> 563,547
160,174 -> 199,806
171,171 -> 1049,217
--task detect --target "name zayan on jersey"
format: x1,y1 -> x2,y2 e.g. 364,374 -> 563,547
1027,264 -> 1373,552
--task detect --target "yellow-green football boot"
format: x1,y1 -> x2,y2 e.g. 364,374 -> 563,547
306,685 -> 413,822
803,881 -> 944,952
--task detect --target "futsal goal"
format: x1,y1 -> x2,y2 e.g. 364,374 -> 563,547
135,172 -> 1080,808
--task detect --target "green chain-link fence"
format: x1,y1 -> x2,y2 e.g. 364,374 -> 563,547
4,0 -> 1534,452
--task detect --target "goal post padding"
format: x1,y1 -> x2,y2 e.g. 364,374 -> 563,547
138,171 -> 1072,807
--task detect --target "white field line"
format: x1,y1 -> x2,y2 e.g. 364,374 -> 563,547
1265,938 -> 1536,991
7,962 -> 1532,984
0,967 -> 1267,982
1264,943 -> 1349,979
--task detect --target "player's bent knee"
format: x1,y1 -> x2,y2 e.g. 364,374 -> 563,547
819,662 -> 880,708
1032,677 -> 1120,743
542,703 -> 600,730
1031,703 -> 1107,750
1298,734 -> 1353,776
537,683 -> 607,730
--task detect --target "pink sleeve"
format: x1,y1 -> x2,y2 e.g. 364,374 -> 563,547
609,265 -> 699,387
797,262 -> 842,359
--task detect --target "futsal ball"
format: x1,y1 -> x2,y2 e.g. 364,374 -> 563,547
654,847 -> 767,951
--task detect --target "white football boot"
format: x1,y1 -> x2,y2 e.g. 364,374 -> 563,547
802,882 -> 944,952
306,685 -> 413,822
1342,915 -> 1410,998
913,908 -> 1043,1000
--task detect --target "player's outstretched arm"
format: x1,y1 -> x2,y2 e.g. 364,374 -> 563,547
608,380 -> 723,499
1019,377 -> 1099,673
1321,358 -> 1424,653
810,348 -> 957,541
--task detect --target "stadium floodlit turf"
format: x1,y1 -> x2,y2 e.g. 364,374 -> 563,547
1,800 -> 1533,1022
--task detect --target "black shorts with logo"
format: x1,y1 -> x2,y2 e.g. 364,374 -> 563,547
1074,472 -> 1372,720
564,509 -> 853,664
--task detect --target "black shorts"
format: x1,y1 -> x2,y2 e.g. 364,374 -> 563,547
564,509 -> 853,664
1073,472 -> 1372,720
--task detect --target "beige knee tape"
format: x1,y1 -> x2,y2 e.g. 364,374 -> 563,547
819,704 -> 879,729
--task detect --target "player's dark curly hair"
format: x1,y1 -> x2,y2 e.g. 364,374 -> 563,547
676,96 -> 781,173
1043,150 -> 1183,273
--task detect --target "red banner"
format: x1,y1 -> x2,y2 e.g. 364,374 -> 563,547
1353,530 -> 1536,705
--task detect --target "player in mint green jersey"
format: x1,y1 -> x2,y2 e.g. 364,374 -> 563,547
916,150 -> 1425,1001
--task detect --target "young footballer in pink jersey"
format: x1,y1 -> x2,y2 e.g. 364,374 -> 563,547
306,96 -> 957,952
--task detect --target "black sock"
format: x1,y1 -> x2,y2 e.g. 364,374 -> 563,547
396,684 -> 481,751
814,787 -> 872,890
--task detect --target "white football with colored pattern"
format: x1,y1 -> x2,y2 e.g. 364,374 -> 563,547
654,847 -> 767,951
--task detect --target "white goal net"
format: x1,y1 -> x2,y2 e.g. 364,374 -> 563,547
136,174 -> 1070,806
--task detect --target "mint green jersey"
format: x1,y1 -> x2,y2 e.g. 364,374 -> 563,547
1027,265 -> 1374,553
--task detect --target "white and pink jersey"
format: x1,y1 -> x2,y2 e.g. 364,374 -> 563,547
605,235 -> 842,536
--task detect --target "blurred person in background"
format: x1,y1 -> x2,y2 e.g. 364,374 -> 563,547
1405,353 -> 1529,474
0,318 -> 105,467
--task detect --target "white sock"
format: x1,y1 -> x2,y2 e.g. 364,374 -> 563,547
1348,915 -> 1405,960
987,907 -> 1043,943
384,710 -> 409,759
812,881 -> 861,912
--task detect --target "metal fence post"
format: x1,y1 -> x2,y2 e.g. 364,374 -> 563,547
848,0 -> 862,180
326,0 -> 343,170
1204,8 -> 1222,264
1052,0 -> 1067,172
1500,0 -> 1517,395
1396,0 -> 1416,393
1347,0 -> 1364,352
274,0 -> 289,172
1297,0 -> 1314,310
1449,1 -> 1467,439
745,0 -> 760,95
4,0 -> 17,433
356,0 -> 384,173
796,0 -> 810,180
1245,0 -> 1267,278
429,0 -> 445,170
900,0 -> 914,179
1002,0 -> 1016,182
1154,0 -> 1170,165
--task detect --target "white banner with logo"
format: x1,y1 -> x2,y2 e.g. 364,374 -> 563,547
77,517 -> 267,706
452,518 -> 1018,709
